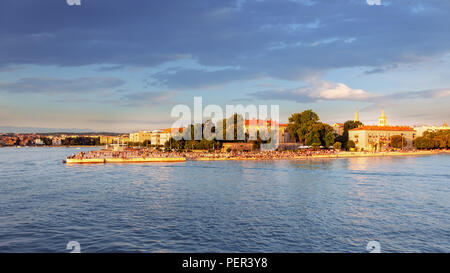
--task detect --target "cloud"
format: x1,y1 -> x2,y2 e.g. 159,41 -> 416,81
0,77 -> 125,95
121,91 -> 177,107
385,88 -> 450,100
252,80 -> 450,103
1,0 -> 450,88
252,80 -> 375,102
151,67 -> 257,89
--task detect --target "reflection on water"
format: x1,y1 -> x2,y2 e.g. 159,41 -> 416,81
0,147 -> 449,253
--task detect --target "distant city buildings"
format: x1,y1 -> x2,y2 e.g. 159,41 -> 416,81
129,129 -> 171,146
1,109 -> 447,151
414,124 -> 450,137
52,137 -> 62,146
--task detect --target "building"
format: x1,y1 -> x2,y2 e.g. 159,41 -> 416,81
348,110 -> 415,151
333,110 -> 358,136
354,109 -> 359,122
333,123 -> 344,135
52,137 -> 62,146
129,131 -> 152,143
243,119 -> 292,143
150,129 -> 171,146
378,109 -> 388,126
99,136 -> 115,145
414,123 -> 450,137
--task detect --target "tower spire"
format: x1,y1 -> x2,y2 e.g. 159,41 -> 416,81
378,108 -> 388,126
354,108 -> 359,122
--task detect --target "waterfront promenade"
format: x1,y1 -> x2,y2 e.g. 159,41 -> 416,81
64,148 -> 449,164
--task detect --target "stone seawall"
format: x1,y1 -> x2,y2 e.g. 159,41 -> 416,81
65,157 -> 186,164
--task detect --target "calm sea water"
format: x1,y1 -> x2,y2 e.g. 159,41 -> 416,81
0,147 -> 449,253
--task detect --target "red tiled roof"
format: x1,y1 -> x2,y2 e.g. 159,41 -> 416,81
349,126 -> 415,132
244,119 -> 281,126
163,128 -> 184,133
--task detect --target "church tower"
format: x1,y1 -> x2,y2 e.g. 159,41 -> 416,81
378,109 -> 388,126
354,109 -> 359,122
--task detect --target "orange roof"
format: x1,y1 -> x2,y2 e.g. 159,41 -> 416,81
244,119 -> 281,126
163,128 -> 184,133
350,126 -> 415,132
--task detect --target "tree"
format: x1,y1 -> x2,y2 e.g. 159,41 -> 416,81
390,135 -> 406,149
311,143 -> 321,150
414,130 -> 450,149
287,110 -> 334,146
222,113 -> 244,141
143,140 -> 151,147
287,110 -> 319,143
341,120 -> 363,149
347,140 -> 356,149
414,137 -> 434,149
333,142 -> 342,150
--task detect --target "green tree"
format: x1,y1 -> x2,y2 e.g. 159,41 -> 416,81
347,140 -> 356,149
333,142 -> 342,150
310,143 -> 321,150
414,130 -> 450,149
414,137 -> 433,149
390,135 -> 406,149
287,110 -> 319,143
142,140 -> 151,147
341,120 -> 363,149
287,110 -> 334,146
222,113 -> 244,141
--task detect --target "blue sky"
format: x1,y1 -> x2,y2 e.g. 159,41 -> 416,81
0,0 -> 449,132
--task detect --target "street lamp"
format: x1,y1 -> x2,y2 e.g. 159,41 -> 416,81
401,133 -> 404,151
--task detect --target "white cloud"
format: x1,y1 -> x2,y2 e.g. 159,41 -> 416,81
252,80 -> 374,102
308,81 -> 373,100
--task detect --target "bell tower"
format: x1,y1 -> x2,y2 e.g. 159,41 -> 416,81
354,109 -> 359,122
378,109 -> 388,126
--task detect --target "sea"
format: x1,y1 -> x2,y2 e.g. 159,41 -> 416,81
0,147 -> 449,252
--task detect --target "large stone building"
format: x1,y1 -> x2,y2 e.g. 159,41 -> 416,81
349,110 -> 416,151
129,131 -> 152,143
150,129 -> 171,146
129,129 -> 171,146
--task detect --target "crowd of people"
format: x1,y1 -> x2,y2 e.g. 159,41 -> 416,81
67,147 -> 339,161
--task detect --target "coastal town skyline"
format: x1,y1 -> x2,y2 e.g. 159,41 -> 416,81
0,107 -> 448,134
1,0 -> 450,132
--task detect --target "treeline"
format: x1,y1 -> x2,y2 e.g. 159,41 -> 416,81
287,110 -> 363,149
414,130 -> 450,149
61,137 -> 100,146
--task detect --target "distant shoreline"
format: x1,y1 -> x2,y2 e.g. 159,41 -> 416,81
0,145 -> 103,148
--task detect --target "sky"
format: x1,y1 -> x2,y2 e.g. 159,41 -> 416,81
0,0 -> 449,133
